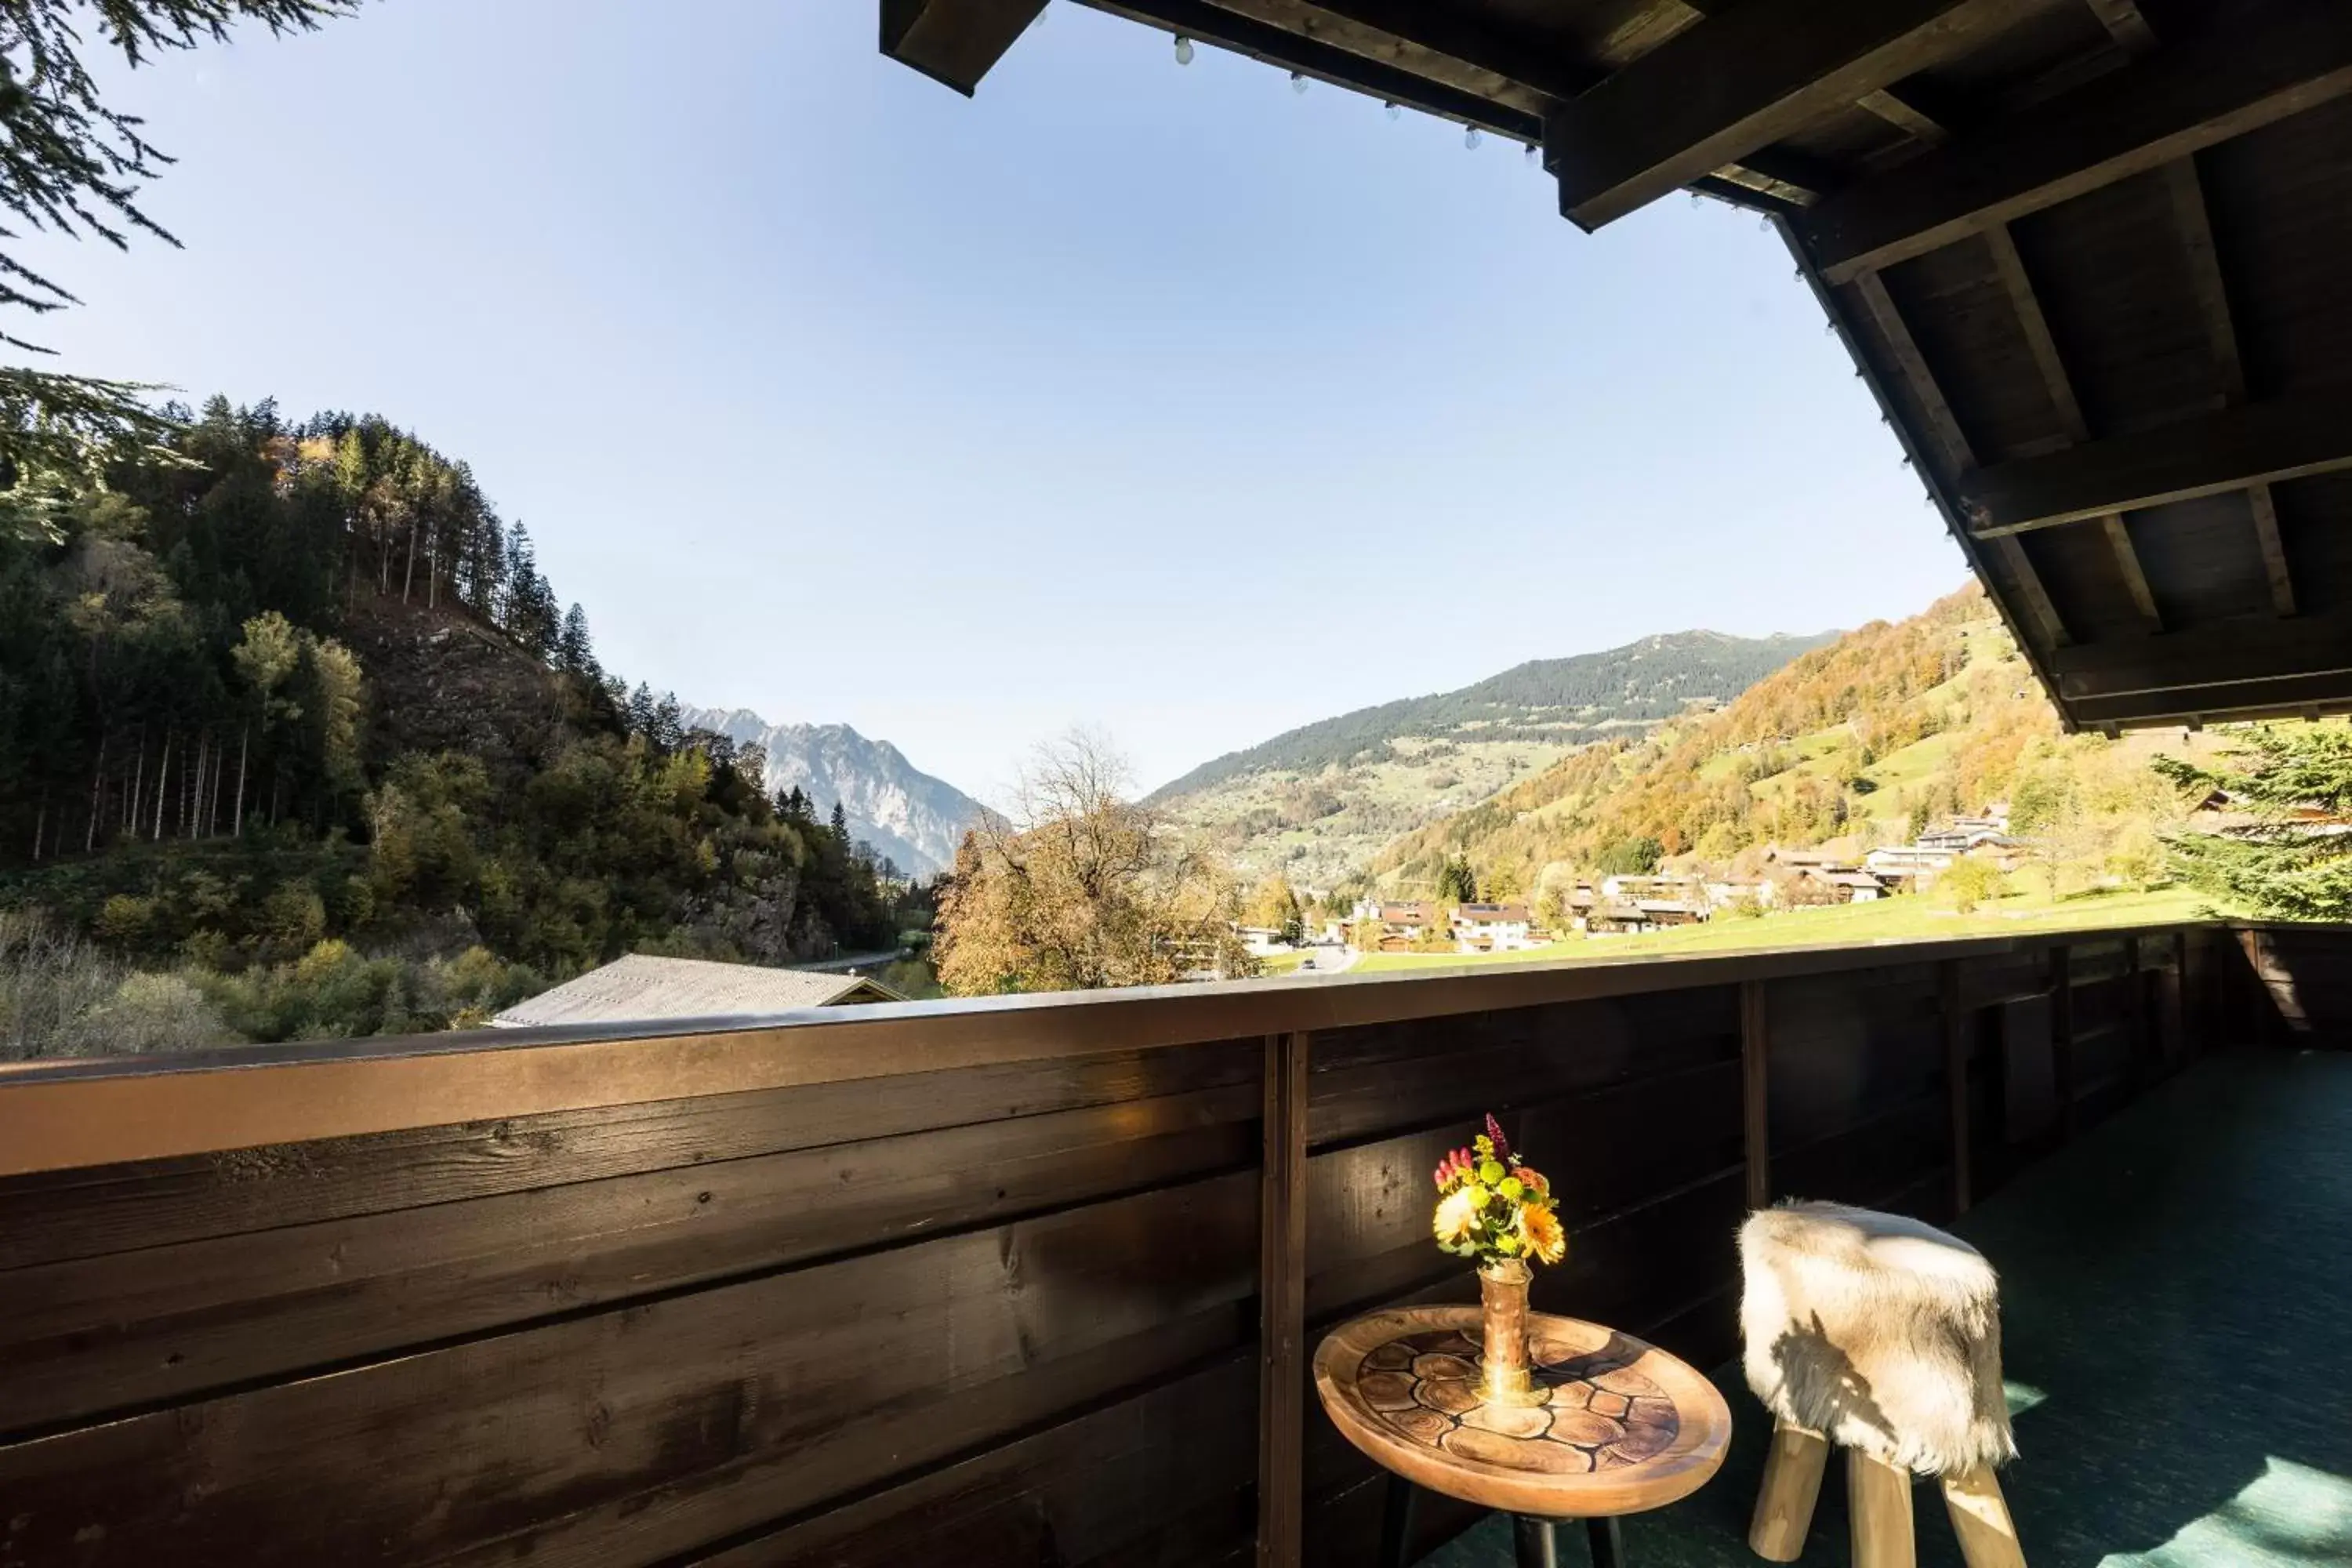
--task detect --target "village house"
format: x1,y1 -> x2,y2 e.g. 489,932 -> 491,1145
1450,902 -> 1539,953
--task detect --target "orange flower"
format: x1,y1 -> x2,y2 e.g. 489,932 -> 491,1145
1515,1203 -> 1566,1265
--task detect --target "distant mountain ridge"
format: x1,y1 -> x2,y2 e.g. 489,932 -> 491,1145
1151,630 -> 1838,803
681,708 -> 980,877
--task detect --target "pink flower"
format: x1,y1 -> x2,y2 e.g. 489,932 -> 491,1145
1484,1113 -> 1513,1165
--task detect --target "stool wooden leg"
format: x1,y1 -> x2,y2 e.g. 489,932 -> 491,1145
1587,1515 -> 1626,1568
1749,1421 -> 1828,1561
1941,1466 -> 2027,1568
1848,1450 -> 1918,1568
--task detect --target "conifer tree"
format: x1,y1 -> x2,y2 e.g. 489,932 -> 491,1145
2156,727 -> 2352,920
0,2 -> 352,480
557,604 -> 593,674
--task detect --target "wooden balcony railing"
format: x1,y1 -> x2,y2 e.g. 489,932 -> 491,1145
0,920 -> 2335,1567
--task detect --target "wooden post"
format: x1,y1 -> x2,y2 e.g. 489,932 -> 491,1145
2049,945 -> 2076,1142
1940,960 -> 1971,1215
1258,1030 -> 1309,1568
1741,980 -> 1770,1211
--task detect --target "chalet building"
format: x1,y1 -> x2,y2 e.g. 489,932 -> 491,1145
1805,869 -> 1889,904
1450,902 -> 1538,953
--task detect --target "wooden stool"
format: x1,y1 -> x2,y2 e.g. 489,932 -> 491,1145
1738,1203 -> 2027,1568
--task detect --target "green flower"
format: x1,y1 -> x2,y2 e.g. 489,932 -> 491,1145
1497,1176 -> 1525,1202
1478,1159 -> 1505,1186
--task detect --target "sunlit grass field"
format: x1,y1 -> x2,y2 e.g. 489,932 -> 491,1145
1343,886 -> 2215,974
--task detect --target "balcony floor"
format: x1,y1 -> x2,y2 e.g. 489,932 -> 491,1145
1423,1051 -> 2352,1568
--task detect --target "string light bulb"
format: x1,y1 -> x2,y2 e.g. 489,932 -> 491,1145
1173,33 -> 1192,64
1464,125 -> 1481,148
1384,100 -> 1400,120
1524,143 -> 1537,165
1290,71 -> 1307,93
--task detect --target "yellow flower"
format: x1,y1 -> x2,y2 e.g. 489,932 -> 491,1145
1516,1203 -> 1566,1265
1433,1187 -> 1482,1245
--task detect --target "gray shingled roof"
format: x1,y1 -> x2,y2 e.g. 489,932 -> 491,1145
492,953 -> 902,1029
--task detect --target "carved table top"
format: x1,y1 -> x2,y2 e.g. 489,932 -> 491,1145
1312,1306 -> 1732,1519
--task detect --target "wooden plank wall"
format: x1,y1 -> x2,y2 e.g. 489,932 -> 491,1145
0,927 -> 2235,1568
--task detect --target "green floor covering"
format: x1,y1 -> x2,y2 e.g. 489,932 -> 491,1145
1420,1051 -> 2352,1568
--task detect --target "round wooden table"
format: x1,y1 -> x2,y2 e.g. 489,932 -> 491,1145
1313,1306 -> 1732,1568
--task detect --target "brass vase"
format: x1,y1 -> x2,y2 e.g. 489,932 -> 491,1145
1477,1256 -> 1547,1406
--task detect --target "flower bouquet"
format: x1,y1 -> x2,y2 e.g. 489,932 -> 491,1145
1431,1114 -> 1566,1406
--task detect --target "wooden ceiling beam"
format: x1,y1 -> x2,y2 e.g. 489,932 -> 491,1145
1242,0 -> 1595,104
1960,388 -> 2352,538
1080,0 -> 1543,137
2068,676 -> 2352,729
1858,87 -> 1951,145
1545,0 -> 2033,230
1981,223 -> 2161,631
2049,612 -> 2352,699
880,0 -> 1047,95
1798,0 -> 2352,283
2081,0 -> 2156,55
2165,153 -> 2298,619
1849,268 -> 2071,651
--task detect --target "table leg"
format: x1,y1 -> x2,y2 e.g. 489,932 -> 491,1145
1587,1515 -> 1626,1568
1511,1515 -> 1562,1568
1377,1474 -> 1417,1568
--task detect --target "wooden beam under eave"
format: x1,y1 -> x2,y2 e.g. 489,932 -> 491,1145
2162,154 -> 2300,623
2048,612 -> 2352,700
1849,266 -> 2071,650
2082,0 -> 2156,54
1546,0 -> 2031,230
1982,223 -> 2162,632
1960,389 -> 2352,537
1859,87 -> 1951,144
2249,485 -> 2296,618
880,0 -> 1047,95
1798,1 -> 2352,283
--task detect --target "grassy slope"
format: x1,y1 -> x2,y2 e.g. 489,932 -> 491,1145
1342,886 -> 2212,973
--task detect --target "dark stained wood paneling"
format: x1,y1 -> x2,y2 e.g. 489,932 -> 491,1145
688,1356 -> 1256,1568
1307,987 -> 1737,1148
1303,1058 -> 1742,1324
0,927 -> 2231,1568
0,1174 -> 1260,1568
1763,964 -> 1942,1151
0,1040 -> 1263,1272
0,1082 -> 1260,1438
1882,241 -> 2058,467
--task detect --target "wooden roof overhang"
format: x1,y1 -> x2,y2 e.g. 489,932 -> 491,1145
882,0 -> 2352,732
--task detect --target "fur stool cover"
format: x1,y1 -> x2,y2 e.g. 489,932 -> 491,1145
1739,1202 -> 2016,1477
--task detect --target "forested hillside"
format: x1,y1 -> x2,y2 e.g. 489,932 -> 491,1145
1152,629 -> 1835,889
1374,586 -> 2213,902
1153,630 -> 1835,799
0,399 -> 916,1054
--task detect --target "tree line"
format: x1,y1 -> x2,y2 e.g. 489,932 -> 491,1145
0,398 -> 926,1054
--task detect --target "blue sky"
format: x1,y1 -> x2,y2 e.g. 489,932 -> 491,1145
24,0 -> 1968,800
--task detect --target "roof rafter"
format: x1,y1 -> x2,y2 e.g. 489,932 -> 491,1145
1798,0 -> 2352,283
1980,223 -> 2160,631
1958,388 -> 2352,538
1545,0 -> 2035,229
2163,154 -> 2296,619
880,0 -> 1048,95
1849,268 -> 2071,650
